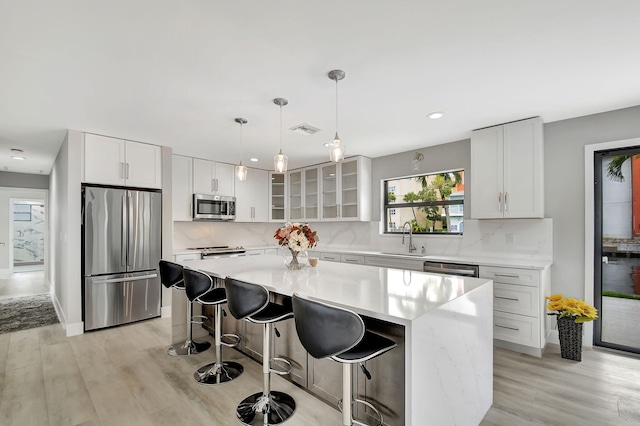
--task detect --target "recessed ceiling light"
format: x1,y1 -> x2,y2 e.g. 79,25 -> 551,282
249,158 -> 259,162
12,156 -> 26,160
427,111 -> 444,119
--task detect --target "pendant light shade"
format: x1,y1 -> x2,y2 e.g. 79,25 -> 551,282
235,118 -> 248,181
328,69 -> 346,162
273,98 -> 289,173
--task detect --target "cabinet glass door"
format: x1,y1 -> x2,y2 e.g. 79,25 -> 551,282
271,173 -> 286,221
289,170 -> 303,220
341,159 -> 359,219
321,164 -> 338,219
304,167 -> 319,220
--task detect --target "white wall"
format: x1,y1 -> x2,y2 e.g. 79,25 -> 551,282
545,105 -> 640,300
49,130 -> 83,336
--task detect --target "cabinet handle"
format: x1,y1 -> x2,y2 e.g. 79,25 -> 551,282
495,296 -> 520,301
251,206 -> 255,219
344,259 -> 359,263
494,273 -> 520,278
495,324 -> 519,331
504,192 -> 508,212
211,179 -> 215,192
126,163 -> 130,179
120,162 -> 124,179
498,192 -> 502,212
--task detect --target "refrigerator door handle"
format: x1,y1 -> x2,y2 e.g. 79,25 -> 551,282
127,191 -> 133,268
121,195 -> 127,267
91,273 -> 158,284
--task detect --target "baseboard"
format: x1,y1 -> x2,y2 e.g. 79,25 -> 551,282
0,268 -> 10,274
66,322 -> 84,337
51,291 -> 84,336
161,305 -> 171,318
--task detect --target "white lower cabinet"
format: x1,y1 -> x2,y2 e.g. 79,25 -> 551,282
340,254 -> 364,264
174,252 -> 201,262
480,265 -> 550,357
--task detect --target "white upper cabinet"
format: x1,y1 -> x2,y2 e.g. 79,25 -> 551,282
235,168 -> 269,222
320,156 -> 371,221
288,166 -> 320,222
84,133 -> 162,189
192,158 -> 235,196
470,117 -> 544,219
172,155 -> 193,221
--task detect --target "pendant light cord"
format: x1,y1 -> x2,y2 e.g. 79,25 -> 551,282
279,104 -> 283,150
335,77 -> 339,136
240,122 -> 244,162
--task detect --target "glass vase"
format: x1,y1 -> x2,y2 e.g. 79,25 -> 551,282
283,248 -> 308,270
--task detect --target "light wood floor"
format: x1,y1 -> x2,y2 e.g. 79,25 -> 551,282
1,318 -> 639,426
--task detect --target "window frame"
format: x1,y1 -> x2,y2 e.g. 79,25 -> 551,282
383,169 -> 464,235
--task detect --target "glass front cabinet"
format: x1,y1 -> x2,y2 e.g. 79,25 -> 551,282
320,156 -> 371,221
269,172 -> 287,222
288,166 -> 320,222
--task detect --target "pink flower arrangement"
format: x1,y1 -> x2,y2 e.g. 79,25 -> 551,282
274,222 -> 318,252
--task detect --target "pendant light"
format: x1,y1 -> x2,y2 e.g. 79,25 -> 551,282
235,118 -> 248,181
273,97 -> 289,173
328,69 -> 345,162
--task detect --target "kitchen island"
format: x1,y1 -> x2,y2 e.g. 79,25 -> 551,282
181,255 -> 493,425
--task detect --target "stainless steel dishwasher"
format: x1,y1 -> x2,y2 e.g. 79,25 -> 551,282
423,260 -> 479,277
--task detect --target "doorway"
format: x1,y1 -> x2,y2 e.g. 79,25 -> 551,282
594,147 -> 640,354
11,199 -> 45,270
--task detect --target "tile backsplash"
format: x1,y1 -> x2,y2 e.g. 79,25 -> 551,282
173,218 -> 552,261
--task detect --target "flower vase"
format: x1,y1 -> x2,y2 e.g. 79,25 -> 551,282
283,248 -> 308,270
557,316 -> 583,361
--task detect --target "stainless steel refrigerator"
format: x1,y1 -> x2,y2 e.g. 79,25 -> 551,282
82,186 -> 162,331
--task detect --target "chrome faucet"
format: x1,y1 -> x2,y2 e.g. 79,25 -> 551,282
401,221 -> 416,253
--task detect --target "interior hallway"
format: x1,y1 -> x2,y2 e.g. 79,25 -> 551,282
0,265 -> 47,301
0,318 -> 639,425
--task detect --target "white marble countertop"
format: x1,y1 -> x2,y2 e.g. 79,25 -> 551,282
174,245 -> 552,269
181,255 -> 493,326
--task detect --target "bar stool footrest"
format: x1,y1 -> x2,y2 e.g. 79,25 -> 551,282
191,314 -> 208,325
221,333 -> 241,348
269,357 -> 292,376
338,398 -> 384,426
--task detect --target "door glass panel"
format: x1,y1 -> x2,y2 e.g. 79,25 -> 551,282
596,148 -> 640,353
304,168 -> 318,220
322,164 -> 338,219
271,173 -> 285,221
341,159 -> 358,218
289,171 -> 303,220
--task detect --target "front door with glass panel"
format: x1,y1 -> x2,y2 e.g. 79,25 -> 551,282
595,147 -> 640,354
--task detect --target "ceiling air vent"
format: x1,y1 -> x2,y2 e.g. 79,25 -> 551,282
289,123 -> 321,136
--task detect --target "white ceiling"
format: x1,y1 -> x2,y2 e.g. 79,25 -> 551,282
1,1 -> 639,175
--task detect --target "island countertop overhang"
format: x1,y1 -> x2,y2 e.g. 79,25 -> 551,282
182,255 -> 493,325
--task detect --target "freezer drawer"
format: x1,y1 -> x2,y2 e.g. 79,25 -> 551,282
84,271 -> 161,331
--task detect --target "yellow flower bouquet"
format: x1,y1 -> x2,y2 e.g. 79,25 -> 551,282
546,294 -> 598,323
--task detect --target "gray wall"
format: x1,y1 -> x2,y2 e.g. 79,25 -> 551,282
545,105 -> 640,298
0,171 -> 49,189
371,139 -> 471,221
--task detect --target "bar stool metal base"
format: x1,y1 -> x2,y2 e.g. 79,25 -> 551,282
167,340 -> 211,357
236,391 -> 296,425
193,361 -> 244,385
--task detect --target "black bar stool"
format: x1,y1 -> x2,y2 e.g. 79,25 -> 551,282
159,260 -> 211,356
183,268 -> 244,385
292,293 -> 396,426
225,277 -> 296,426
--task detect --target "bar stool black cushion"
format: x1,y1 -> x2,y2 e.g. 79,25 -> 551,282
224,277 -> 269,320
159,260 -> 185,289
183,268 -> 225,303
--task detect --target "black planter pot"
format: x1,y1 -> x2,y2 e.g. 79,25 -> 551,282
557,316 -> 583,361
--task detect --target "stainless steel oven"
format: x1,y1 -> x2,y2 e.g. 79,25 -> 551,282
423,261 -> 479,277
193,194 -> 236,221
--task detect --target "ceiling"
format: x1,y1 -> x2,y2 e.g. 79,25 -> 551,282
1,1 -> 639,175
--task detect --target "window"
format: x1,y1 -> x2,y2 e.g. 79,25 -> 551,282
383,170 -> 464,234
13,204 -> 32,221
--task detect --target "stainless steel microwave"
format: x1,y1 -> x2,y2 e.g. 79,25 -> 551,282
193,194 -> 236,221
